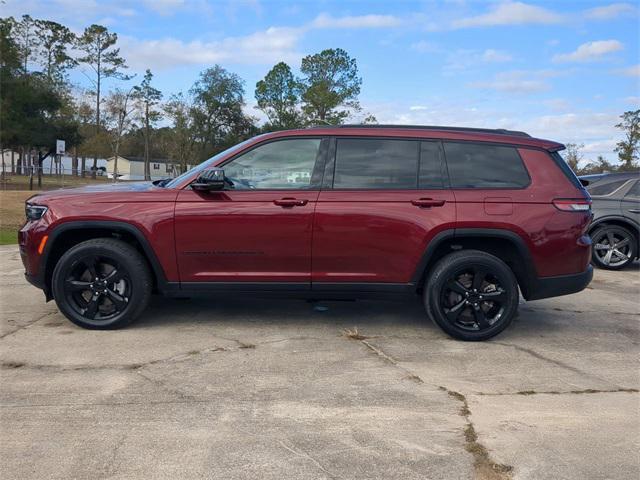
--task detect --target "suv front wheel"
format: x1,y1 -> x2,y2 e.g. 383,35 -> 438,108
425,250 -> 519,341
52,238 -> 152,329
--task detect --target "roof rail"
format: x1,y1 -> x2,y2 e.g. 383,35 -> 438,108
307,124 -> 531,138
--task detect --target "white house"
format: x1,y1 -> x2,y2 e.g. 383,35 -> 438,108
106,156 -> 192,181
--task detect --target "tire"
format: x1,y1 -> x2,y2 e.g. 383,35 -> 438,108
590,225 -> 637,270
52,238 -> 152,329
424,250 -> 519,341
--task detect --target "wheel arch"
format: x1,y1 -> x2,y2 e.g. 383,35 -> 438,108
412,228 -> 537,299
41,221 -> 168,300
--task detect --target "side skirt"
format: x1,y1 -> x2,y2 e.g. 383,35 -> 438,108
161,282 -> 417,300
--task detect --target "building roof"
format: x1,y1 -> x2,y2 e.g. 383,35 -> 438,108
109,156 -> 172,163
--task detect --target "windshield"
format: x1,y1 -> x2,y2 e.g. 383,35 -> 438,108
164,136 -> 262,189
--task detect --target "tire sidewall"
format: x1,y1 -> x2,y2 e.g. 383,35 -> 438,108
52,241 -> 150,329
426,252 -> 519,341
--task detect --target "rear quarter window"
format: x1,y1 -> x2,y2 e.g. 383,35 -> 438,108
443,142 -> 530,188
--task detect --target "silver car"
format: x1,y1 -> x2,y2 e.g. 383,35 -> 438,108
580,172 -> 640,269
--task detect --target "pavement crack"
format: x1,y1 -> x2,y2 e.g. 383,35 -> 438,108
346,333 -> 426,384
0,311 -> 57,340
134,369 -> 196,401
279,440 -> 342,479
439,386 -> 513,480
491,341 -> 619,388
479,388 -> 639,396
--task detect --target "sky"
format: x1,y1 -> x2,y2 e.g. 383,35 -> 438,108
3,0 -> 639,164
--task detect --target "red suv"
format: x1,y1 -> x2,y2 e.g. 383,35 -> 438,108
19,125 -> 593,340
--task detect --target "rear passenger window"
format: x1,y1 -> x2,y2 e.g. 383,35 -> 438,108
334,139 -> 418,189
419,142 -> 444,189
444,142 -> 530,188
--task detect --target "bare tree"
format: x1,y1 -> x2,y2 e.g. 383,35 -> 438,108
76,25 -> 130,178
105,89 -> 136,181
133,69 -> 162,180
563,143 -> 584,172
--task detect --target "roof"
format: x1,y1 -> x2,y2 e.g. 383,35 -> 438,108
262,125 -> 564,151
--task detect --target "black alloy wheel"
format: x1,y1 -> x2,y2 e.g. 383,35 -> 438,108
52,238 -> 152,329
426,250 -> 519,341
63,255 -> 130,322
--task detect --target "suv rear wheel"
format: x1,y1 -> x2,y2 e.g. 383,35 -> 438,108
425,250 -> 519,341
52,238 -> 152,329
591,225 -> 637,270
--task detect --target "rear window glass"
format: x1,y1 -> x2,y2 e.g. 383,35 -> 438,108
588,179 -> 629,196
334,138 -> 418,189
443,142 -> 530,188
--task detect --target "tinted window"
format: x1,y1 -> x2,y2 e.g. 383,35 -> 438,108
224,138 -> 321,189
334,139 -> 418,189
444,142 -> 530,188
419,142 -> 444,188
625,181 -> 640,200
588,179 -> 629,196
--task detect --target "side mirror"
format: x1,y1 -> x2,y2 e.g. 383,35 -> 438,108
192,168 -> 225,192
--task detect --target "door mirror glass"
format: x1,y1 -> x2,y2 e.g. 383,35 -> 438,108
192,168 -> 225,192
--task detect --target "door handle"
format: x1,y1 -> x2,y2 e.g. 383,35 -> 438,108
629,209 -> 640,214
273,198 -> 308,207
411,198 -> 446,208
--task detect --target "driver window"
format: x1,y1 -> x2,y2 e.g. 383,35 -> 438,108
224,138 -> 321,189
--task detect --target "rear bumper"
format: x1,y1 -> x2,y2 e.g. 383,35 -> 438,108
525,265 -> 593,301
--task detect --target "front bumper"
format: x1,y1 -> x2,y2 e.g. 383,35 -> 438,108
525,265 -> 594,301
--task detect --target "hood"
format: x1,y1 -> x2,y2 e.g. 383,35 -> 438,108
27,181 -> 161,203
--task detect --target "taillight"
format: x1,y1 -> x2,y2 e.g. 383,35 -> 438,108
552,198 -> 591,212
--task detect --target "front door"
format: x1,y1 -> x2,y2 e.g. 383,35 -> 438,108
174,137 -> 325,286
312,138 -> 456,288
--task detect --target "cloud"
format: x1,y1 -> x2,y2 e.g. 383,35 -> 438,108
142,0 -> 186,15
411,41 -> 439,53
119,27 -> 304,70
409,105 -> 428,111
584,3 -> 637,20
311,13 -> 402,29
481,49 -> 513,62
453,2 -> 562,28
444,49 -> 513,73
553,40 -> 624,63
469,70 -> 557,93
615,64 -> 640,77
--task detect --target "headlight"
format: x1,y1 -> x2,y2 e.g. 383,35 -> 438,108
25,204 -> 48,221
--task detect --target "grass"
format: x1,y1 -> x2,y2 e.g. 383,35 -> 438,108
0,229 -> 18,245
1,173 -> 110,191
342,327 -> 369,340
0,191 -> 33,245
0,175 -> 113,245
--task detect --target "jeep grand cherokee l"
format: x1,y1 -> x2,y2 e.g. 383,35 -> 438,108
19,125 -> 593,341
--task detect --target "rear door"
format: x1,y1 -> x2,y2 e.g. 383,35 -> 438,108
174,137 -> 327,286
311,137 -> 456,289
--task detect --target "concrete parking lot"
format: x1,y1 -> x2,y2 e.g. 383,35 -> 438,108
1,244 -> 638,480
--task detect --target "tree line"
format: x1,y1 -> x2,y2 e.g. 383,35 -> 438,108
0,15 -> 370,186
0,15 -> 637,188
